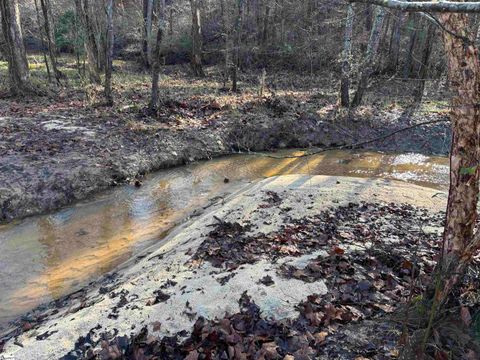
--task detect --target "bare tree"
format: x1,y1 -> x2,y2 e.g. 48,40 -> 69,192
0,0 -> 31,94
402,14 -> 418,78
413,21 -> 435,102
39,0 -> 64,84
142,0 -> 154,67
104,0 -> 114,105
232,0 -> 244,92
74,0 -> 101,84
387,11 -> 403,72
351,6 -> 386,107
34,0 -> 52,83
149,0 -> 166,114
340,3 -> 355,107
189,0 -> 205,77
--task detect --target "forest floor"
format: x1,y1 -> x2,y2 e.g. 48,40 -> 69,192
2,175 -> 479,360
0,56 -> 451,223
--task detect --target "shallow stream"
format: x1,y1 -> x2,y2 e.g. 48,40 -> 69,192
0,150 -> 449,329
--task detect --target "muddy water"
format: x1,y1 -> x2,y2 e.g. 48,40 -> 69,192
0,150 -> 449,329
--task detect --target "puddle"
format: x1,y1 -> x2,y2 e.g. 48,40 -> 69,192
0,150 -> 449,329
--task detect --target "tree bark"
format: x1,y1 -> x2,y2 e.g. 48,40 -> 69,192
340,3 -> 355,107
142,0 -> 154,67
149,0 -> 165,114
220,0 -> 231,89
388,11 -> 402,72
34,0 -> 52,83
232,0 -> 244,92
74,0 -> 101,84
189,0 -> 205,77
104,0 -> 114,106
0,0 -> 31,95
438,12 -> 480,298
403,14 -> 418,79
351,6 -> 386,107
40,0 -> 64,84
413,22 -> 435,102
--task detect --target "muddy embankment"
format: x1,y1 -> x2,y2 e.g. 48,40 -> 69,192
0,105 -> 450,223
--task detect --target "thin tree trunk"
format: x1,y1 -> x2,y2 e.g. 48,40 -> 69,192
413,22 -> 435,102
74,0 -> 101,84
351,6 -> 386,107
232,0 -> 243,92
189,0 -> 205,77
104,0 -> 114,105
340,3 -> 354,107
0,0 -> 31,94
149,0 -> 165,114
40,0 -> 63,84
220,0 -> 230,89
403,14 -> 418,79
388,11 -> 402,72
142,0 -> 154,67
34,0 -> 52,83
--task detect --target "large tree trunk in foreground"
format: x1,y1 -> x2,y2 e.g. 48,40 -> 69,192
74,0 -> 101,84
189,0 -> 205,77
40,0 -> 63,84
104,0 -> 114,105
351,6 -> 386,107
0,0 -> 31,95
149,0 -> 165,114
437,12 -> 480,301
340,3 -> 355,107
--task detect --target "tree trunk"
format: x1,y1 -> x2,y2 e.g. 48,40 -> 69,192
104,0 -> 114,105
388,11 -> 402,73
0,0 -> 31,95
149,0 -> 165,114
340,3 -> 354,107
351,6 -> 386,107
189,0 -> 205,77
403,14 -> 418,79
142,0 -> 154,67
232,0 -> 244,92
40,0 -> 64,84
220,0 -> 231,89
74,0 -> 101,84
34,0 -> 52,83
413,22 -> 435,102
437,12 -> 480,300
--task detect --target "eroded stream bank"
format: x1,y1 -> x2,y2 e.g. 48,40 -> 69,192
0,150 -> 449,331
0,107 -> 450,223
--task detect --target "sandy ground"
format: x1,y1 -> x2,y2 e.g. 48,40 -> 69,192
0,175 -> 447,359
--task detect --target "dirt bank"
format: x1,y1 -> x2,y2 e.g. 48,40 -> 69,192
1,175 -> 461,359
0,98 -> 450,223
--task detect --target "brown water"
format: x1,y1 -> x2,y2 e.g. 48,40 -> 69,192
0,150 -> 449,329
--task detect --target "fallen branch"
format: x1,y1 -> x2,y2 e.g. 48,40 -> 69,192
244,118 -> 449,159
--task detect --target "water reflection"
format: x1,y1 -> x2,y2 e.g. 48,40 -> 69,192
0,150 -> 449,328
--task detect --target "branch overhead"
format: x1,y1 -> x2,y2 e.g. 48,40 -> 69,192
349,0 -> 480,13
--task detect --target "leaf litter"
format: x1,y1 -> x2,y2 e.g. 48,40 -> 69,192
19,202 -> 480,358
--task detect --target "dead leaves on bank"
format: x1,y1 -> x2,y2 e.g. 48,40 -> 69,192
56,202 -> 474,359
